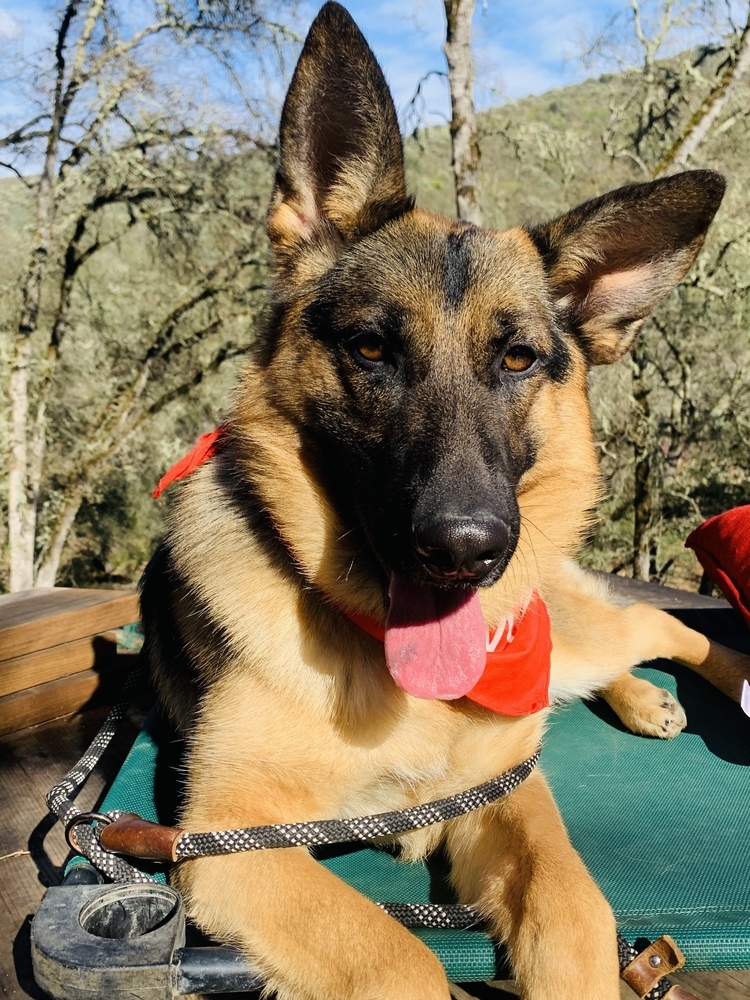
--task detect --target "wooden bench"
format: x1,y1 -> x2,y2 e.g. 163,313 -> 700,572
0,588 -> 140,736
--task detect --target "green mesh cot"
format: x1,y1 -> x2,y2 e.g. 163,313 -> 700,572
69,609 -> 750,981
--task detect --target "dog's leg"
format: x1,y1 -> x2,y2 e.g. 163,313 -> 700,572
174,846 -> 450,1000
445,770 -> 620,1000
548,563 -> 750,736
600,606 -> 750,736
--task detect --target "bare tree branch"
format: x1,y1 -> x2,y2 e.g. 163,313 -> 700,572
656,10 -> 750,173
0,119 -> 52,150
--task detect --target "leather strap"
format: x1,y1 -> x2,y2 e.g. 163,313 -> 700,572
620,935 -> 686,998
99,812 -> 185,863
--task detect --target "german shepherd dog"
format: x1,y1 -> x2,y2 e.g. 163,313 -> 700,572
142,4 -> 750,998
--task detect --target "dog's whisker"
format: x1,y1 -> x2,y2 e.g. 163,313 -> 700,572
344,554 -> 357,581
336,526 -> 361,543
521,513 -> 566,561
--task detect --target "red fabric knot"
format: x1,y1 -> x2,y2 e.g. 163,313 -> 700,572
153,426 -> 227,499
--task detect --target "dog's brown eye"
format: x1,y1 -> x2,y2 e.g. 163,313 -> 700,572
502,346 -> 536,373
356,339 -> 385,361
347,330 -> 399,372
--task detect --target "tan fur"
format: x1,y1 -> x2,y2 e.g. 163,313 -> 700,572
143,6 -> 749,1000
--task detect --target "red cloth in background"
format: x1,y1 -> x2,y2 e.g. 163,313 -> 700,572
686,505 -> 750,628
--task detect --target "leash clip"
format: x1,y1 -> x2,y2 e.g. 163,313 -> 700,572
65,812 -> 114,852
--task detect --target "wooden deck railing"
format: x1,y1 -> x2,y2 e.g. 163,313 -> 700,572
0,588 -> 140,736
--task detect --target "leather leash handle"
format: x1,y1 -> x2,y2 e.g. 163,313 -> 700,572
99,813 -> 184,863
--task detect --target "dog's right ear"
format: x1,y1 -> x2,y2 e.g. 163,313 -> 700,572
268,2 -> 411,270
527,170 -> 725,365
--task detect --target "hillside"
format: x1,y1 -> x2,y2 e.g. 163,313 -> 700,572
408,72 -> 634,226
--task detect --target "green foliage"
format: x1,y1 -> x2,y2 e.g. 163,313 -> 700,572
0,144 -> 274,591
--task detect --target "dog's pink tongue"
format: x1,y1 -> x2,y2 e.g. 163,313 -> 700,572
385,574 -> 486,700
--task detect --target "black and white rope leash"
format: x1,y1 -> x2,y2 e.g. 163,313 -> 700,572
173,752 -> 539,859
47,670 -> 678,998
48,663 -> 538,896
46,665 -> 154,885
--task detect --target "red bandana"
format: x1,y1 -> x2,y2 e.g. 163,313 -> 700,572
155,430 -> 552,715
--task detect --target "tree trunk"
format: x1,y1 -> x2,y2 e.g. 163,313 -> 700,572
7,2 -> 81,591
632,451 -> 655,581
35,491 -> 85,587
631,342 -> 656,581
8,338 -> 36,591
444,0 -> 482,225
6,0 -> 104,591
9,138 -> 60,590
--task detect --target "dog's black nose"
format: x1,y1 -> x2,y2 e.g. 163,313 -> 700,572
413,514 -> 509,582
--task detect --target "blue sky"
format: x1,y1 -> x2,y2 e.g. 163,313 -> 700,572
0,0 -> 625,142
343,0 -> 623,121
1,0 -> 735,129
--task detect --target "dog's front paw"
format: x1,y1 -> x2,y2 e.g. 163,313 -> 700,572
602,674 -> 687,739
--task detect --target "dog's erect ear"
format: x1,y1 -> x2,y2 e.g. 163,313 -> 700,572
527,170 -> 725,365
267,2 -> 411,266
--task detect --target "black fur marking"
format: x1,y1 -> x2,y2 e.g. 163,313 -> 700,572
444,229 -> 474,308
545,328 -> 573,383
515,428 -> 539,481
527,227 -> 557,277
253,301 -> 288,367
213,435 -> 301,587
304,296 -> 405,359
303,295 -> 337,343
140,544 -> 208,710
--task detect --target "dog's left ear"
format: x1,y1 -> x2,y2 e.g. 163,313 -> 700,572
528,170 -> 725,364
267,2 -> 411,269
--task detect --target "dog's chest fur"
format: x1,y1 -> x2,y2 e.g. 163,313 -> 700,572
150,460 -> 543,839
